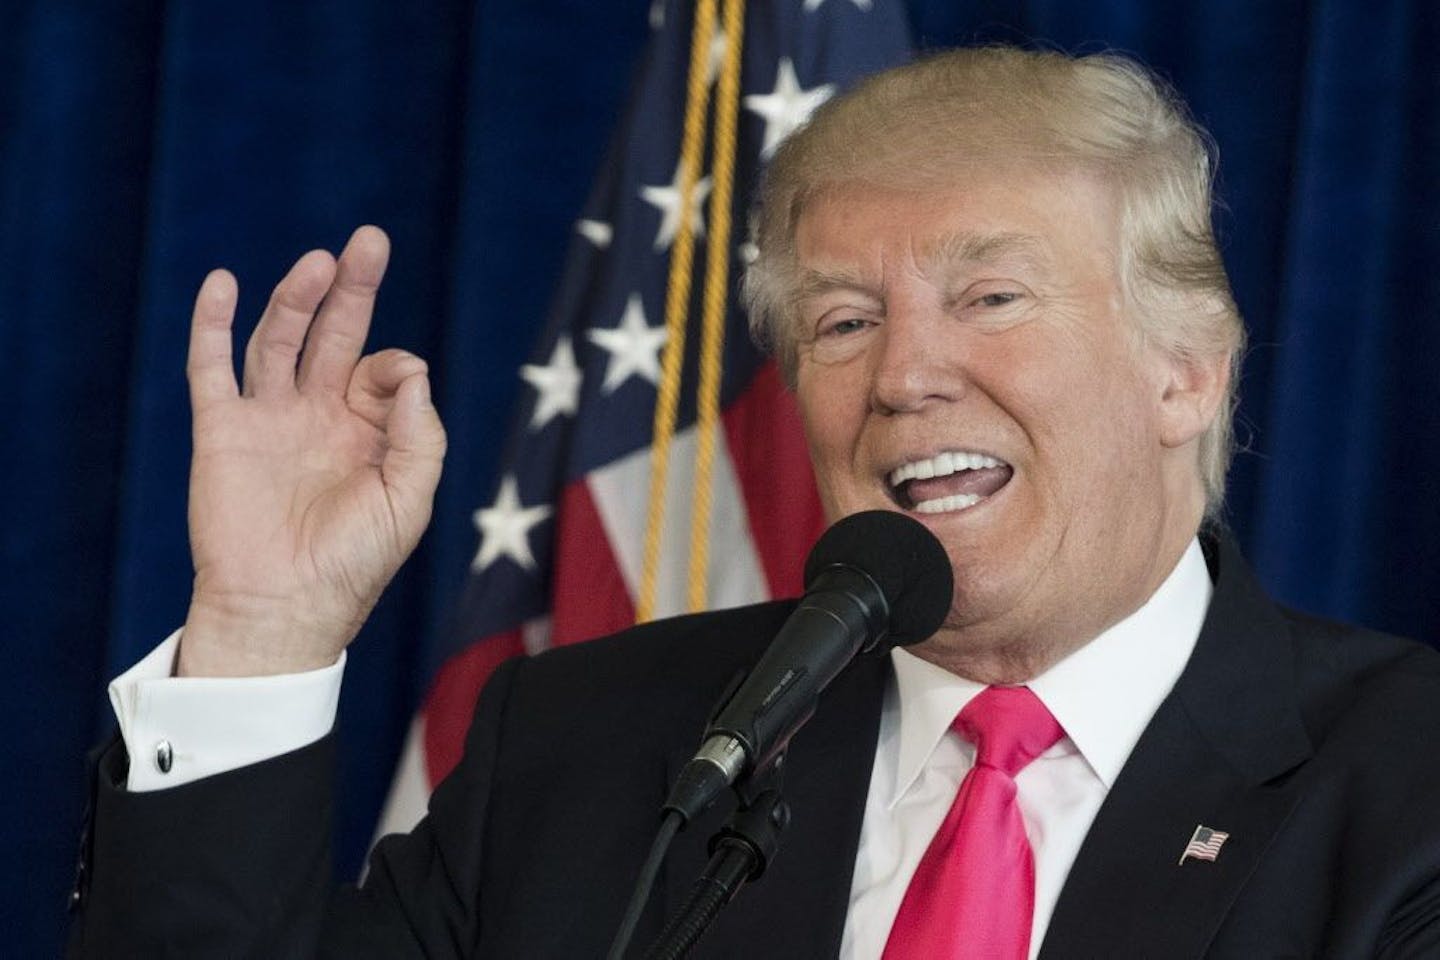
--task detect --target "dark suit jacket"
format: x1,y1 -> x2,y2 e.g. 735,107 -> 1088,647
69,534 -> 1440,958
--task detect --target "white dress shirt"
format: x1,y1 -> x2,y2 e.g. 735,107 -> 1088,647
840,539 -> 1212,959
109,629 -> 343,791
110,541 -> 1211,958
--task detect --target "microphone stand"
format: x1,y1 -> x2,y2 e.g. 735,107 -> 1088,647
639,761 -> 792,960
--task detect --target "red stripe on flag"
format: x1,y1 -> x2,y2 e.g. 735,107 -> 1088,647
723,362 -> 826,599
421,629 -> 525,786
551,477 -> 636,646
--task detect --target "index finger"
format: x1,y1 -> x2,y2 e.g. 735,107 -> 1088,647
186,269 -> 241,409
297,225 -> 390,396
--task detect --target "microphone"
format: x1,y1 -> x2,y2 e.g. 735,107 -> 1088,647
663,510 -> 953,823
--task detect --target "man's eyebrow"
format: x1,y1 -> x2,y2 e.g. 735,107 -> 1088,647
794,232 -> 1049,299
923,231 -> 1049,274
795,267 -> 881,300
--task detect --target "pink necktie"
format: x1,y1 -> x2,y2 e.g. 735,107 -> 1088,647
882,686 -> 1064,960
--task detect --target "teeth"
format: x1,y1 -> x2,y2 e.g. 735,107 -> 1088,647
887,451 -> 1003,488
914,493 -> 982,514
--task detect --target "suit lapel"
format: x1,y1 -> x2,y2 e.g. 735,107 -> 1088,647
660,648 -> 889,959
1040,533 -> 1314,959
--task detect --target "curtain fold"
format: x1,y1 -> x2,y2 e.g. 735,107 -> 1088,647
1250,0 -> 1440,634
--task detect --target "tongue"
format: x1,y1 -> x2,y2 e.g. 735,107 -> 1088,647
905,465 -> 1012,505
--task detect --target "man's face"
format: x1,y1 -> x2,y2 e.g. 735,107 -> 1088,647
791,166 -> 1202,680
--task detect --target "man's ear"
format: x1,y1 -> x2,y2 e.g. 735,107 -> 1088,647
1156,347 -> 1231,449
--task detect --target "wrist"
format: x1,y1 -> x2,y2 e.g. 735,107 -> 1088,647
180,593 -> 353,677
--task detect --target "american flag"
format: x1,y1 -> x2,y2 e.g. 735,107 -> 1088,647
1179,825 -> 1230,864
373,0 -> 913,838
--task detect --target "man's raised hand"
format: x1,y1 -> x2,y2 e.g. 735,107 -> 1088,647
179,226 -> 446,677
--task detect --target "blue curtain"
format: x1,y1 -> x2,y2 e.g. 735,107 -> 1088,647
2,2 -> 1435,954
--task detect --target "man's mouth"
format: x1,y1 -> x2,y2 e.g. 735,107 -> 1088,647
887,450 -> 1014,514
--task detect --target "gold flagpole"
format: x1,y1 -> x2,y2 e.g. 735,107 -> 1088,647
686,0 -> 746,613
637,0 -> 720,623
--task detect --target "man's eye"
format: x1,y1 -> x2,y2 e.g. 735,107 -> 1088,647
974,291 -> 1021,308
820,317 -> 870,337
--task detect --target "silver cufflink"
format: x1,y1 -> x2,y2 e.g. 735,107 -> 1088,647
154,739 -> 173,774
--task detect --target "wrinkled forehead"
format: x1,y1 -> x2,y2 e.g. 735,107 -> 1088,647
785,164 -> 1121,279
781,147 -> 1116,247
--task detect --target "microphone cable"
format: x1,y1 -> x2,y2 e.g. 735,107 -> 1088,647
605,809 -> 684,960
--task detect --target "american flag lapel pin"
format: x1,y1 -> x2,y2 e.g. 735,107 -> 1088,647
1179,824 -> 1230,865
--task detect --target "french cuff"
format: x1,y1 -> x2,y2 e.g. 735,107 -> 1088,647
108,629 -> 346,792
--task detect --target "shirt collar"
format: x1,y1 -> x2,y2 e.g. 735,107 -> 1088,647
884,538 -> 1212,806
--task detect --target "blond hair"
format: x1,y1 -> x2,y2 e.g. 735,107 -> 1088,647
742,46 -> 1244,513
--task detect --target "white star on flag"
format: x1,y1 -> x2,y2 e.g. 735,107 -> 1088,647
587,294 -> 668,392
576,219 -> 613,249
471,476 -> 553,573
640,160 -> 713,251
374,0 -> 915,850
744,58 -> 835,158
804,0 -> 873,11
707,26 -> 728,86
518,335 -> 582,429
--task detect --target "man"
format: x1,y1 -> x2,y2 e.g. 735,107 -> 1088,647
71,47 -> 1440,958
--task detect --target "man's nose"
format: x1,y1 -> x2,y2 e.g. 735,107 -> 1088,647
869,307 -> 961,415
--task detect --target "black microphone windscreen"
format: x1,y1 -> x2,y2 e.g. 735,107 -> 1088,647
802,510 -> 953,647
